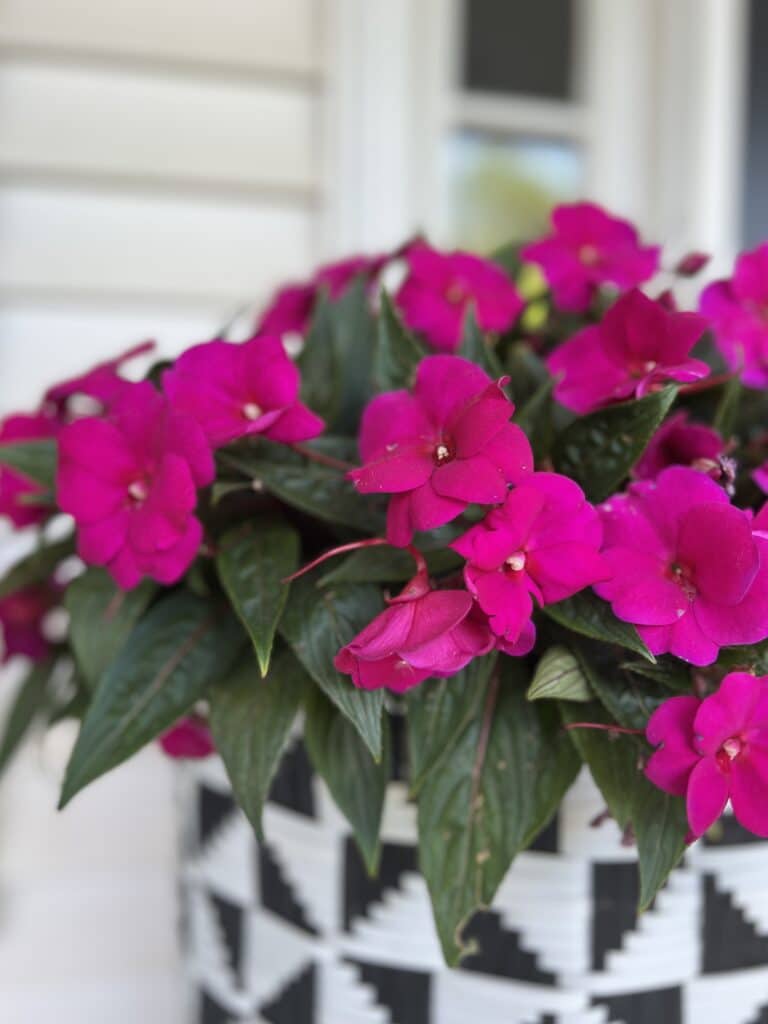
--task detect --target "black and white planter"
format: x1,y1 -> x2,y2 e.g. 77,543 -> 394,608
177,739 -> 768,1024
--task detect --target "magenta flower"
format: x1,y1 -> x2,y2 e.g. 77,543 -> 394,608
547,289 -> 710,414
0,413 -> 59,528
0,583 -> 57,662
395,242 -> 524,352
334,569 -> 494,693
162,336 -> 324,448
57,381 -> 214,589
521,202 -> 661,312
633,412 -> 726,481
595,467 -> 768,665
43,341 -> 156,421
159,716 -> 215,759
349,355 -> 533,547
256,253 -> 388,338
699,244 -> 768,387
645,673 -> 768,838
451,472 -> 606,649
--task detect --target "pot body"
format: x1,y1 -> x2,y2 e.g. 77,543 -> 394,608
178,741 -> 768,1024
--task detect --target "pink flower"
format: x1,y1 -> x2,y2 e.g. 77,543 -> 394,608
349,355 -> 533,546
334,569 -> 494,692
57,381 -> 214,589
0,583 -> 57,662
0,413 -> 59,528
595,467 -> 768,665
451,472 -> 607,649
256,253 -> 388,338
633,412 -> 726,481
395,242 -> 524,352
521,202 -> 661,312
645,673 -> 768,838
43,341 -> 156,421
547,289 -> 709,414
699,244 -> 768,387
159,716 -> 215,759
162,336 -> 324,448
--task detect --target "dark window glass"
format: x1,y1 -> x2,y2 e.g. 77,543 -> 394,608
462,0 -> 575,100
743,0 -> 768,245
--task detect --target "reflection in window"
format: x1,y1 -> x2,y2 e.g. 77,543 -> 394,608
443,130 -> 584,252
461,0 -> 575,100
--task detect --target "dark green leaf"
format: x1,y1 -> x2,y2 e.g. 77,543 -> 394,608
279,575 -> 385,758
304,686 -> 389,873
209,649 -> 307,838
0,439 -> 58,489
418,657 -> 579,963
406,654 -> 494,794
216,520 -> 299,676
458,308 -> 503,377
527,646 -> 591,702
60,592 -> 244,806
0,535 -> 74,599
374,291 -> 426,390
0,657 -> 54,777
65,569 -> 156,690
543,589 -> 656,662
553,387 -> 678,502
319,545 -> 461,586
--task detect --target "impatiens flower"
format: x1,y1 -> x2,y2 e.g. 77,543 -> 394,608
43,341 -> 156,421
633,412 -> 726,482
334,569 -> 494,692
395,242 -> 524,352
255,253 -> 388,338
595,467 -> 768,666
57,381 -> 214,589
645,673 -> 768,838
159,716 -> 215,759
699,243 -> 768,387
0,413 -> 59,528
547,289 -> 709,414
162,336 -> 324,448
451,473 -> 607,649
349,355 -> 533,546
521,201 -> 660,312
0,583 -> 57,661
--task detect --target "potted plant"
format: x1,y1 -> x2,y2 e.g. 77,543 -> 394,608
2,205 -> 768,1023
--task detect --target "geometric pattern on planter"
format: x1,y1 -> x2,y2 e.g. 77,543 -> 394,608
178,740 -> 768,1024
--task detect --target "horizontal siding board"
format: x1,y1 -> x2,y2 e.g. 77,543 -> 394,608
0,186 -> 315,305
0,63 -> 318,192
0,0 -> 320,76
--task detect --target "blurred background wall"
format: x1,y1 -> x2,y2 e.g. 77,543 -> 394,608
0,0 -> 763,1020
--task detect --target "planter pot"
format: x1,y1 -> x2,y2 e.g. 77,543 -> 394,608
177,738 -> 768,1024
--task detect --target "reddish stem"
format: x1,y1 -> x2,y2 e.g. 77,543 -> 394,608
564,722 -> 645,737
291,443 -> 355,472
281,539 -> 428,583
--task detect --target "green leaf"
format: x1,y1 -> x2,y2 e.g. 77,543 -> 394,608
714,375 -> 742,438
219,449 -> 384,534
0,438 -> 58,489
208,649 -> 307,838
304,686 -> 389,872
374,291 -> 426,390
418,657 -> 579,963
319,545 -> 461,586
458,308 -> 503,377
0,657 -> 54,777
65,569 -> 156,690
0,535 -> 74,599
542,589 -> 656,661
216,520 -> 299,676
279,575 -> 385,758
60,592 -> 245,806
553,387 -> 678,502
527,645 -> 591,702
